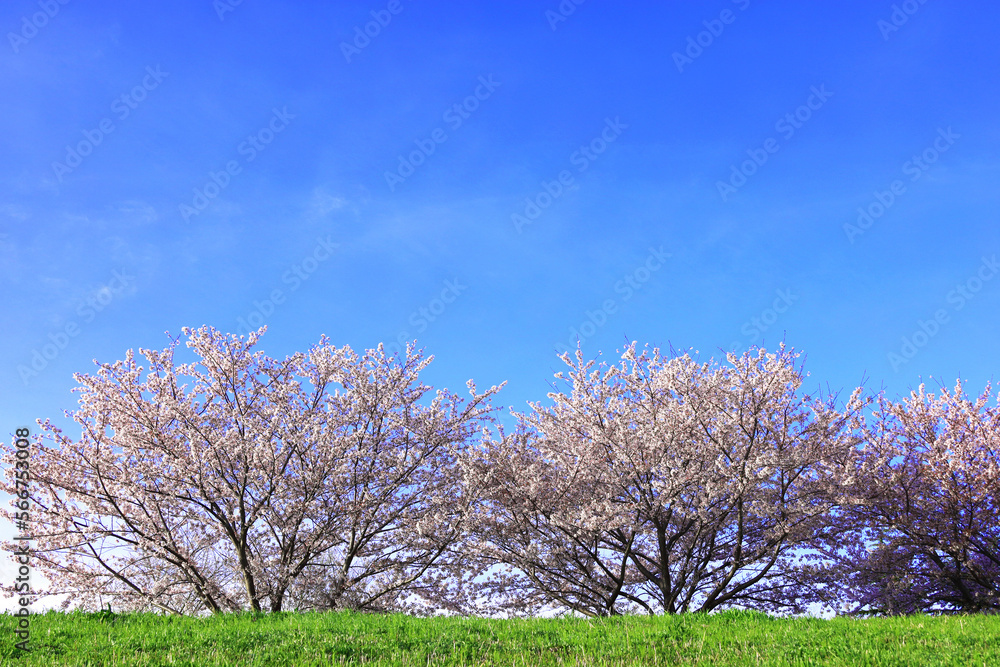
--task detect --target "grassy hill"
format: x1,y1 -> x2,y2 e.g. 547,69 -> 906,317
2,608 -> 998,665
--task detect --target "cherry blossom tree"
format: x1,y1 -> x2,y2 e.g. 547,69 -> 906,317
459,343 -> 867,617
0,326 -> 503,616
808,381 -> 1000,615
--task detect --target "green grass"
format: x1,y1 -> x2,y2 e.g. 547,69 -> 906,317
1,608 -> 998,666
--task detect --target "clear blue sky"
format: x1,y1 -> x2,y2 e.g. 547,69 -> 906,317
2,0 -> 999,611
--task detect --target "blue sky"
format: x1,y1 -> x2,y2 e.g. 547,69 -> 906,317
2,0 -> 999,612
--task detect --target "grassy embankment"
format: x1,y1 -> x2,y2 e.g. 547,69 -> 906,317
1,608 -> 998,666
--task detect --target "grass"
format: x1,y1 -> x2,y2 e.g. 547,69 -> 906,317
1,608 -> 998,666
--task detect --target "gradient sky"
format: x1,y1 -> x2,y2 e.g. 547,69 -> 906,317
2,0 -> 999,612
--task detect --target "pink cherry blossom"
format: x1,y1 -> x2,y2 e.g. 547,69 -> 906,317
1,326 -> 503,615
456,342 -> 869,616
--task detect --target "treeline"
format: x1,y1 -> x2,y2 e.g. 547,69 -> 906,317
2,326 -> 997,617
